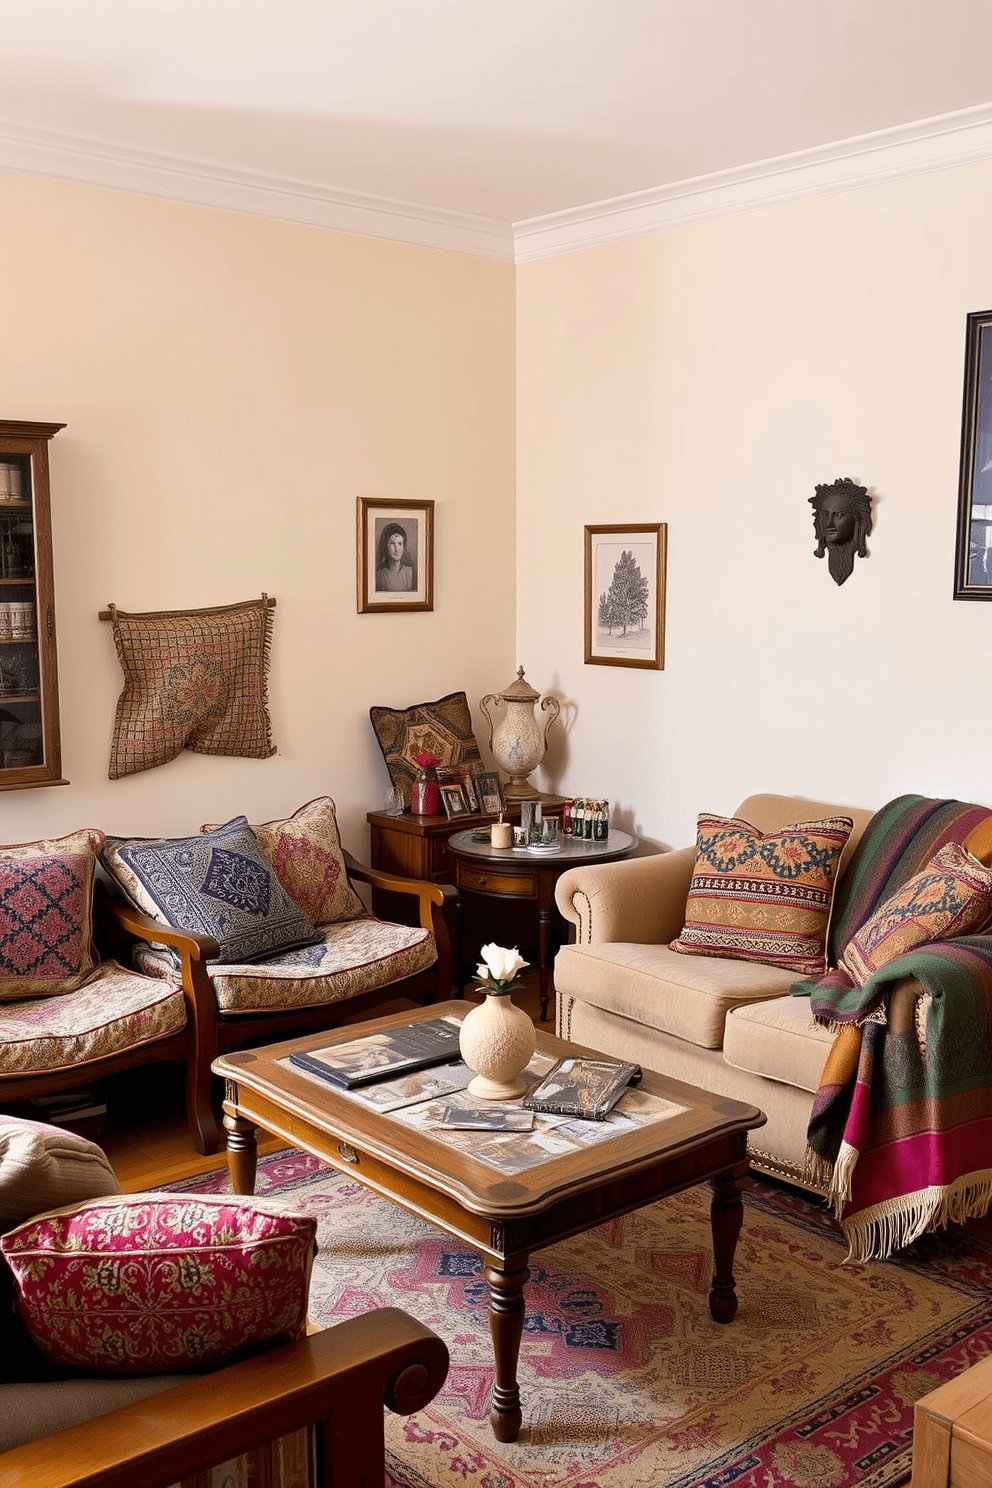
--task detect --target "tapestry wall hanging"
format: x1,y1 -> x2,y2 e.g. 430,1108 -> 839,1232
102,595 -> 276,780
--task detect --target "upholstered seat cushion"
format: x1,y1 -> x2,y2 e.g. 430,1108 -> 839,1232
0,962 -> 186,1074
133,918 -> 436,1014
722,994 -> 835,1094
552,941 -> 796,1049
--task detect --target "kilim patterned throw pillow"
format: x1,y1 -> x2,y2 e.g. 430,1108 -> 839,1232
0,829 -> 106,999
369,691 -> 482,809
107,596 -> 276,779
840,840 -> 992,988
101,817 -> 321,965
202,797 -> 366,927
670,813 -> 854,977
2,1192 -> 316,1375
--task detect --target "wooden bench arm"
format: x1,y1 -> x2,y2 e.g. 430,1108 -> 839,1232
344,851 -> 457,999
0,1311 -> 449,1488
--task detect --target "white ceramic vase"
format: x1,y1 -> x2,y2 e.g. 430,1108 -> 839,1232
459,991 -> 536,1100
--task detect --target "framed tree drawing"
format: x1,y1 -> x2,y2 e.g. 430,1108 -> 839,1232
584,523 -> 667,669
357,497 -> 435,613
953,308 -> 992,599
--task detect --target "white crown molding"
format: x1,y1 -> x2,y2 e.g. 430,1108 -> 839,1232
0,122 -> 515,261
0,106 -> 991,266
512,105 -> 992,263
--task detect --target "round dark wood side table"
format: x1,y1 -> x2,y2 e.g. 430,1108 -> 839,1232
447,828 -> 637,1021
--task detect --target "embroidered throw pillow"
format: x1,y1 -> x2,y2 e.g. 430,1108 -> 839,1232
101,818 -> 321,964
0,829 -> 105,1000
840,841 -> 992,988
670,813 -> 854,977
107,596 -> 276,780
369,690 -> 482,809
2,1192 -> 316,1375
202,797 -> 365,926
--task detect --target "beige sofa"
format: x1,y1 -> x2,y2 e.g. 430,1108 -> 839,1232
553,794 -> 874,1188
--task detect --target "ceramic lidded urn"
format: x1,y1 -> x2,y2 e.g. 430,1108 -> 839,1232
480,667 -> 560,802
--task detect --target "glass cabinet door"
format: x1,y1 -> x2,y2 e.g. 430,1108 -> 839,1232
0,420 -> 67,790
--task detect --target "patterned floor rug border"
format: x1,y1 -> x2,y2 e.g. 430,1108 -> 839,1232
173,1152 -> 992,1488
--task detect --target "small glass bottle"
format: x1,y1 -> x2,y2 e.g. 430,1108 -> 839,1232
573,799 -> 584,839
561,799 -> 573,837
594,799 -> 609,841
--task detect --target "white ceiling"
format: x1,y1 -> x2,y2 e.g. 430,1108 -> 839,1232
0,0 -> 990,259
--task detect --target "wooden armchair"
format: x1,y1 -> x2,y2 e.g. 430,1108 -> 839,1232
101,851 -> 457,1155
0,1308 -> 449,1488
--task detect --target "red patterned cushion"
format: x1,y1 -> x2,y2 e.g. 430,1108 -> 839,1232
204,797 -> 365,926
670,813 -> 854,977
1,1193 -> 316,1375
840,841 -> 992,987
0,830 -> 105,1000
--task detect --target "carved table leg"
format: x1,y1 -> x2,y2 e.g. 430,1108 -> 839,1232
709,1163 -> 749,1323
484,1257 -> 530,1442
223,1107 -> 259,1195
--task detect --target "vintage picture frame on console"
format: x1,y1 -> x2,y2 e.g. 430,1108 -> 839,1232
437,762 -> 479,813
357,497 -> 435,613
440,784 -> 472,819
584,523 -> 667,669
953,309 -> 992,599
475,770 -> 504,815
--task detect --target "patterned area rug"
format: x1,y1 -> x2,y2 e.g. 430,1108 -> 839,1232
174,1151 -> 992,1488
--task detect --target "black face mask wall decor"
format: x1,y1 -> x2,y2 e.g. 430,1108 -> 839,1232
810,477 -> 873,586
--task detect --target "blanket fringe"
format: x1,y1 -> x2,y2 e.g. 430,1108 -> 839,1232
801,1148 -> 836,1193
826,1141 -> 858,1216
840,1169 -> 992,1263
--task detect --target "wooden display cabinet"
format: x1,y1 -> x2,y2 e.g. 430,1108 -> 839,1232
0,420 -> 67,790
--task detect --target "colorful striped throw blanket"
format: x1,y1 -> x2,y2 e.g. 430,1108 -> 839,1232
793,794 -> 992,1261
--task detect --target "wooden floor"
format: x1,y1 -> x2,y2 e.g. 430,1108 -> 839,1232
103,978 -> 553,1190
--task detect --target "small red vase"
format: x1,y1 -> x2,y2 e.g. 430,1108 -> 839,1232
411,770 -> 440,815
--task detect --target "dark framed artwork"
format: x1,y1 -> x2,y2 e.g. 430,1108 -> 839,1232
475,770 -> 504,815
440,784 -> 471,819
584,523 -> 667,669
357,497 -> 435,613
953,309 -> 992,599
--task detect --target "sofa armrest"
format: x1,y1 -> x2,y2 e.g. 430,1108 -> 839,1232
343,850 -> 457,998
555,846 -> 696,945
0,1310 -> 449,1488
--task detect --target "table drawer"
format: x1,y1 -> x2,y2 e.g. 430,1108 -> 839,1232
457,864 -> 537,898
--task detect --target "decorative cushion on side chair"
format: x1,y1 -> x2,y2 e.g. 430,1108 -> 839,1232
369,690 -> 482,808
2,1192 -> 317,1376
0,830 -> 106,999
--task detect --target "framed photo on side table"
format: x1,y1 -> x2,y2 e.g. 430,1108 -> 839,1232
585,523 -> 667,669
440,784 -> 472,819
953,309 -> 992,599
357,497 -> 435,613
475,770 -> 504,815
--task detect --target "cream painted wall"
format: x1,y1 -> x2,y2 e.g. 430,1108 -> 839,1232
517,161 -> 992,852
0,172 -> 516,853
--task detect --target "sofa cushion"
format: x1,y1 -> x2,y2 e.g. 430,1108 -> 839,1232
839,841 -> 992,987
133,916 -> 436,1013
670,813 -> 854,977
0,961 -> 187,1075
722,995 -> 835,1095
0,1117 -> 120,1232
102,817 -> 321,965
553,941 -> 796,1049
0,830 -> 105,1000
2,1192 -> 316,1376
202,797 -> 365,927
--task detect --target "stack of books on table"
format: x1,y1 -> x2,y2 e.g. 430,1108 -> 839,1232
30,1088 -> 109,1140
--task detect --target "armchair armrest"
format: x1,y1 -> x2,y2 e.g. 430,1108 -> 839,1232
0,1310 -> 449,1488
344,851 -> 457,998
555,846 -> 696,945
99,888 -> 220,962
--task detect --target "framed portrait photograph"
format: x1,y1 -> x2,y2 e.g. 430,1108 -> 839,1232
440,784 -> 471,819
475,770 -> 504,816
357,497 -> 435,613
953,309 -> 992,599
438,763 -> 479,813
584,523 -> 667,669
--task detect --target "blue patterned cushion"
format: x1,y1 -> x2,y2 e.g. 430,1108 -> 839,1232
101,818 -> 320,965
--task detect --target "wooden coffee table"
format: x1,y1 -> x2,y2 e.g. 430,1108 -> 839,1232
214,1002 -> 765,1443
